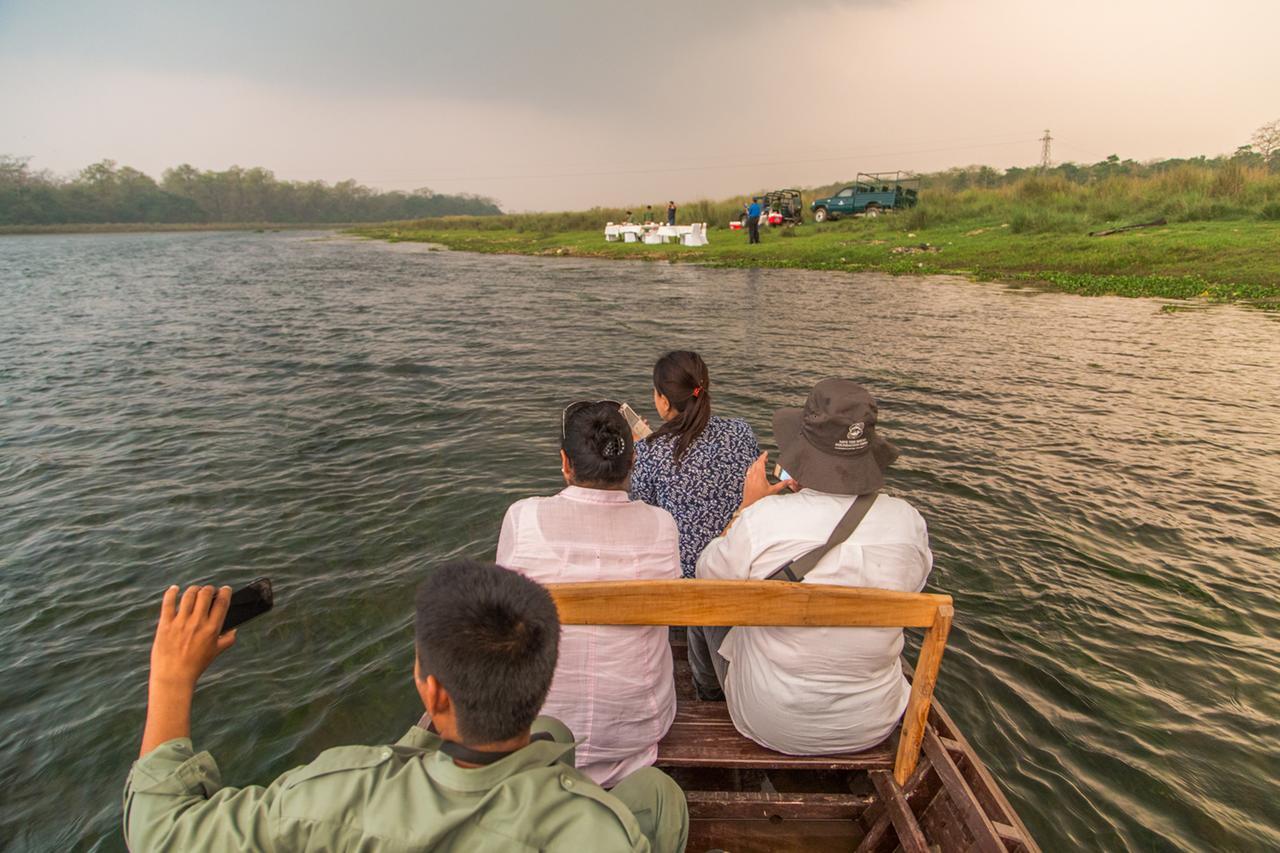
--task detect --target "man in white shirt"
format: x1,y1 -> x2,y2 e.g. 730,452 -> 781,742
691,379 -> 933,755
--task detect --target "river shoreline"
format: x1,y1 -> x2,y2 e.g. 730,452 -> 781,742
0,222 -> 354,236
347,219 -> 1280,307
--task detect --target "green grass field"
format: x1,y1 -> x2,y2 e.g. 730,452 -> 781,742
348,163 -> 1280,306
349,216 -> 1280,306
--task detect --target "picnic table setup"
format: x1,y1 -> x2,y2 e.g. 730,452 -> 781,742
604,222 -> 708,247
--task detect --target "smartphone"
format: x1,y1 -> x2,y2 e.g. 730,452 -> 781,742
772,463 -> 792,482
619,402 -> 652,439
220,577 -> 274,634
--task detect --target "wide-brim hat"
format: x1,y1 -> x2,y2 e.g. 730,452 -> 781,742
773,379 -> 899,495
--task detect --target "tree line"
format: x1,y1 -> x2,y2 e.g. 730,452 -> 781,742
915,119 -> 1280,193
0,157 -> 502,225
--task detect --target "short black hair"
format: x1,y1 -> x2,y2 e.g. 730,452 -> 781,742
414,560 -> 560,743
562,401 -> 633,487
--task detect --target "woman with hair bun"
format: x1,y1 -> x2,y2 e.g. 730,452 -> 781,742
496,400 -> 679,787
630,351 -> 761,580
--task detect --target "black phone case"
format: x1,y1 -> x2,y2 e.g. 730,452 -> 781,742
221,577 -> 274,633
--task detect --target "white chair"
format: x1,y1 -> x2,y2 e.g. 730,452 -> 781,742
604,223 -> 620,242
682,222 -> 708,247
644,230 -> 663,245
624,230 -> 638,243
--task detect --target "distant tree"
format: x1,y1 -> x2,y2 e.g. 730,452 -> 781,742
1250,119 -> 1280,166
0,156 -> 502,224
0,155 -> 62,224
0,154 -> 33,183
1231,145 -> 1265,168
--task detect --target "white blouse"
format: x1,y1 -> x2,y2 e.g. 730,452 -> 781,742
496,485 -> 680,787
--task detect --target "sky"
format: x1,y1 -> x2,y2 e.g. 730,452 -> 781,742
1,0 -> 1277,211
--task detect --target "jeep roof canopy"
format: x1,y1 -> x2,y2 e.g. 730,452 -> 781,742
855,171 -> 921,191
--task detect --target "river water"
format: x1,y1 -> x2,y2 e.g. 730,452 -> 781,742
1,231 -> 1276,851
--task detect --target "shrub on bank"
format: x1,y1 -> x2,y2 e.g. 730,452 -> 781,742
1009,208 -> 1087,234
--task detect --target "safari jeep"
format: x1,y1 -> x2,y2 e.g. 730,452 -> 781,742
811,172 -> 920,222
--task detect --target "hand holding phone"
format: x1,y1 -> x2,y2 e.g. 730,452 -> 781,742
220,577 -> 274,634
140,580 -> 275,758
146,585 -> 243,693
619,402 -> 653,440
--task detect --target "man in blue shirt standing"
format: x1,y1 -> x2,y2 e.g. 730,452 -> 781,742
746,199 -> 762,244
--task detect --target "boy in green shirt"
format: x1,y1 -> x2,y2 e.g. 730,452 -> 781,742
123,561 -> 688,851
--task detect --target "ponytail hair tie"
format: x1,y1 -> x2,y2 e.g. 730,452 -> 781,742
692,386 -> 702,398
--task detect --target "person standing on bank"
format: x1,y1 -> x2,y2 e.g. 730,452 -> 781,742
498,402 -> 680,788
746,198 -> 762,244
666,201 -> 677,226
630,351 -> 761,583
690,380 -> 933,755
124,562 -> 688,852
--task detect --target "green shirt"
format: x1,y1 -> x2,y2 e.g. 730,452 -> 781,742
123,726 -> 658,852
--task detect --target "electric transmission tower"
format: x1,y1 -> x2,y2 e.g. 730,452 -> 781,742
1039,129 -> 1053,170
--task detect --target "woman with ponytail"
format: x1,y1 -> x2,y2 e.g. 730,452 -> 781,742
631,351 -> 761,580
497,401 -> 679,787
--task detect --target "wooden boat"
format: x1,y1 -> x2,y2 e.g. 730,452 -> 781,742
548,580 -> 1039,853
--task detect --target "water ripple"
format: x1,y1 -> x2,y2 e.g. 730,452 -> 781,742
0,231 -> 1277,851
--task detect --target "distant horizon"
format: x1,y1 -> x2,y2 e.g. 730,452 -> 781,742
4,141 -> 1263,216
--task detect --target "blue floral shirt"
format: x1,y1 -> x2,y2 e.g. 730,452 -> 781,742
630,416 -> 760,578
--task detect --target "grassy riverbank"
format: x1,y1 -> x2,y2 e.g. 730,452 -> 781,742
348,164 -> 1280,306
350,217 -> 1280,306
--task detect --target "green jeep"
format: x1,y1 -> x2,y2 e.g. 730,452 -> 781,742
811,172 -> 919,222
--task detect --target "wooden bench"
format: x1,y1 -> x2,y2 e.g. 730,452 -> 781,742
545,579 -> 954,787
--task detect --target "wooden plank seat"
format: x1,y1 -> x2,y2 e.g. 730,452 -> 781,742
544,580 -> 954,785
542,580 -> 1047,852
658,693 -> 896,770
682,790 -> 874,821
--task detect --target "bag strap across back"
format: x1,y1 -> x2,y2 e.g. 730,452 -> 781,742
765,491 -> 879,582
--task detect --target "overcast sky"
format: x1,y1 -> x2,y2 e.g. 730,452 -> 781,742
1,0 -> 1276,210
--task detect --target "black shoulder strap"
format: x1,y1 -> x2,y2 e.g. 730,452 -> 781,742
765,492 -> 879,582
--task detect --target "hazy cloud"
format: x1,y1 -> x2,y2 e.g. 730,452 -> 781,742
2,0 -> 1277,210
0,0 -> 871,105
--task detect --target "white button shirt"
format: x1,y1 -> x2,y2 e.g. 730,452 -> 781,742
497,485 -> 680,787
696,488 -> 933,755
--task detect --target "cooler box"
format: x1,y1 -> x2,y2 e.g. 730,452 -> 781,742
767,212 -> 783,225
729,221 -> 743,230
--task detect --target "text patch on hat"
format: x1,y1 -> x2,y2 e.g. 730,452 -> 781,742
835,422 -> 869,452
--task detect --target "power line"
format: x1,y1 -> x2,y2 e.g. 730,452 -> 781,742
347,131 -> 1043,182
346,137 -> 1038,186
1039,129 -> 1053,170
1053,139 -> 1111,164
